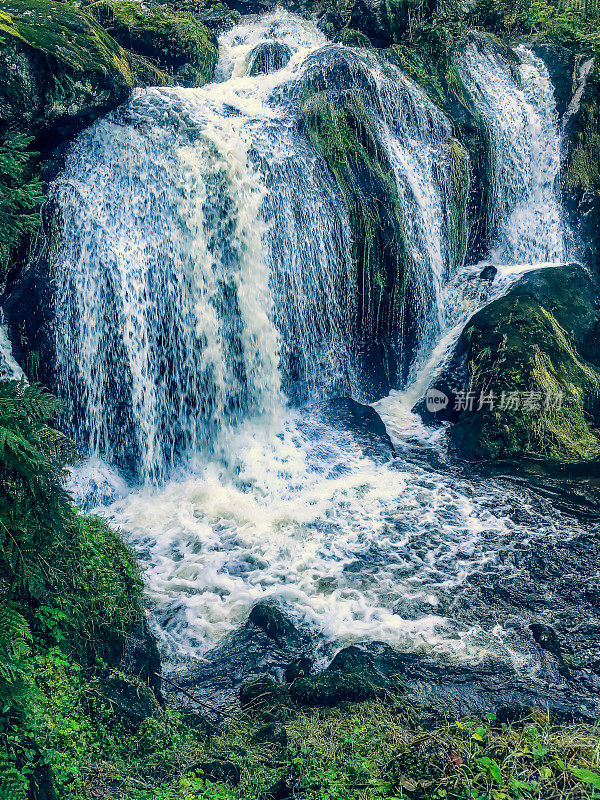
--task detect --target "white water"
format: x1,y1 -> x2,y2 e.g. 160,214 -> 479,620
458,35 -> 566,265
0,323 -> 23,381
54,17 -> 574,670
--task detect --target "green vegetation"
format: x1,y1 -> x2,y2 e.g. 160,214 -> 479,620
88,0 -> 218,87
300,88 -> 410,351
0,134 -> 43,283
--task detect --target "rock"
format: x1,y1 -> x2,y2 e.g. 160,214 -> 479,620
415,264 -> 600,463
314,397 -> 395,462
478,264 -> 497,281
121,616 -> 163,700
327,644 -> 376,673
196,7 -> 240,35
290,669 -> 387,706
334,28 -> 372,49
100,673 -> 163,730
531,43 -> 577,120
89,1 -> 218,88
248,41 -> 292,75
0,0 -> 133,141
239,677 -> 291,711
284,656 -> 312,683
252,722 -> 289,749
248,603 -> 303,648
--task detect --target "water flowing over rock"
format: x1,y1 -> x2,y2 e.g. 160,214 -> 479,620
457,33 -> 566,265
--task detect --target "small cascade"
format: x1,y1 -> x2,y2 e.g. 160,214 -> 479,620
457,35 -> 566,265
0,323 -> 23,381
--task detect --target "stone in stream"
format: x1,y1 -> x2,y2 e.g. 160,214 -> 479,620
248,41 -> 292,75
313,397 -> 396,462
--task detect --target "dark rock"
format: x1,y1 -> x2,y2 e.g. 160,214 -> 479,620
121,617 -> 163,701
162,605 -> 312,711
0,0 -> 132,142
327,645 -> 376,673
239,677 -> 291,711
100,674 -> 163,730
267,775 -> 296,800
529,623 -> 565,663
291,669 -> 387,706
196,8 -> 240,34
252,722 -> 289,749
248,42 -> 292,75
531,43 -> 577,120
196,761 -> 241,785
478,265 -> 497,281
248,603 -> 303,648
284,656 -> 312,683
314,397 -> 395,462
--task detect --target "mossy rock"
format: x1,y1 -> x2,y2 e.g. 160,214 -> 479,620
290,669 -> 388,706
0,0 -> 134,138
247,602 -> 302,648
100,672 -> 163,731
90,0 -> 218,87
299,52 -> 412,393
248,41 -> 292,75
334,27 -> 372,49
239,677 -> 292,712
422,265 -> 600,463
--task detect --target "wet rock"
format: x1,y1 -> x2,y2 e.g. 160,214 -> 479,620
284,656 -> 312,683
164,605 -> 313,711
414,264 -> 600,463
290,669 -> 387,706
531,43 -> 577,120
327,645 -> 376,673
248,603 -> 303,648
529,623 -> 565,663
196,7 -> 240,34
478,264 -> 497,281
252,722 -> 289,749
314,397 -> 395,462
100,674 -> 163,730
248,42 -> 292,75
239,677 -> 291,711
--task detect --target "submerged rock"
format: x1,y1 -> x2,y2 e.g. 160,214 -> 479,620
416,264 -> 600,463
248,41 -> 292,75
314,397 -> 395,462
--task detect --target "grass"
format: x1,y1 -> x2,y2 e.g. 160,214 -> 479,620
32,688 -> 600,800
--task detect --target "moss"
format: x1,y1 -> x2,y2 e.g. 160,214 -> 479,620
448,138 -> 470,270
334,27 -> 372,49
90,0 -> 218,86
566,60 -> 600,192
0,0 -> 133,85
451,293 -> 600,462
300,88 -> 410,358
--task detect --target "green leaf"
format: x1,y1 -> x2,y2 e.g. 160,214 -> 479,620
478,756 -> 502,784
569,767 -> 600,789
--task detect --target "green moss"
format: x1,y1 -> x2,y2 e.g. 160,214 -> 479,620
566,60 -> 600,192
300,89 -> 410,345
452,294 -> 600,462
448,138 -> 470,271
0,0 -> 133,85
90,0 -> 218,86
334,27 -> 372,49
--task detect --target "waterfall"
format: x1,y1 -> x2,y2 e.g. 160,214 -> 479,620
0,323 -> 23,381
53,12 -> 456,480
457,34 -> 566,265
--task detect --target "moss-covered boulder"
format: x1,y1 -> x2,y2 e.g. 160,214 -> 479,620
248,41 -> 292,75
416,265 -> 600,463
0,0 -> 134,139
90,0 -> 218,87
299,49 -> 412,395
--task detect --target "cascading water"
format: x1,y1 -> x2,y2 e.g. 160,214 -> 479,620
457,34 -> 566,265
50,15 -> 590,679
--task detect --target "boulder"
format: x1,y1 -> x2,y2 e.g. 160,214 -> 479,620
313,397 -> 396,462
89,1 -> 218,88
290,668 -> 387,706
0,0 -> 133,141
100,673 -> 163,730
415,264 -> 600,463
248,41 -> 292,75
